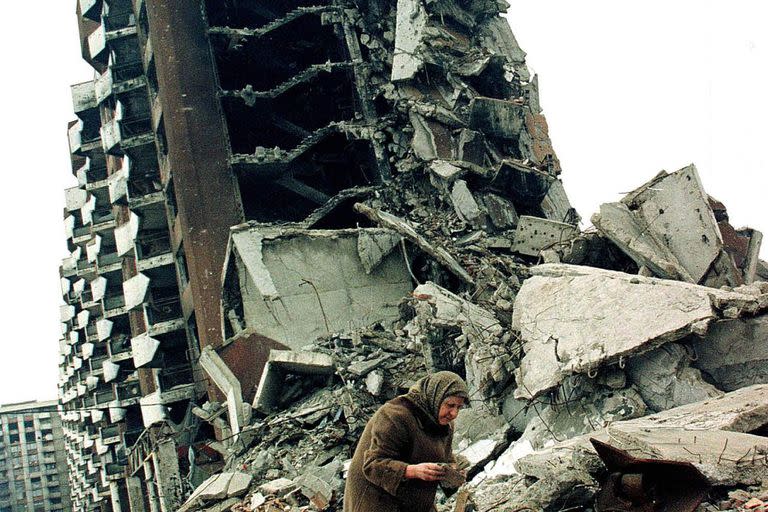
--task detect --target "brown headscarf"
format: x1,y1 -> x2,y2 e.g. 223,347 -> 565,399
404,371 -> 469,428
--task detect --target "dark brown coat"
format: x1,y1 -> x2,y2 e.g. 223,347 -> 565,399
343,396 -> 454,512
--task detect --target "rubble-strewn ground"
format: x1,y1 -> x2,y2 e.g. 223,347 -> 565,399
179,1 -> 768,511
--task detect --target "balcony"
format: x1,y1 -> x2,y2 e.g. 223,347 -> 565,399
127,172 -> 162,200
71,81 -> 98,115
85,323 -> 99,341
146,295 -> 182,325
105,9 -> 136,30
108,336 -> 132,358
116,381 -> 141,401
83,162 -> 109,187
90,356 -> 108,373
103,292 -> 126,314
88,24 -> 107,63
158,364 -> 194,391
101,118 -> 121,154
79,0 -> 102,21
100,424 -> 121,444
92,208 -> 116,229
76,258 -> 96,278
136,231 -> 171,261
95,388 -> 116,406
97,252 -> 122,273
96,61 -> 145,104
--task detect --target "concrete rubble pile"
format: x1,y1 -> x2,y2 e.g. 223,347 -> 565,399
177,1 -> 768,512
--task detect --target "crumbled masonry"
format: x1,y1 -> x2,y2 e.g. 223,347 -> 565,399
60,0 -> 767,511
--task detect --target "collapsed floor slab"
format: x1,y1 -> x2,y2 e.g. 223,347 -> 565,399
252,350 -> 335,414
693,314 -> 768,392
221,226 -> 414,350
592,165 -> 763,287
512,263 -> 768,400
471,384 -> 768,511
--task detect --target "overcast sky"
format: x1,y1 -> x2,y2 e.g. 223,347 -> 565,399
0,1 -> 764,404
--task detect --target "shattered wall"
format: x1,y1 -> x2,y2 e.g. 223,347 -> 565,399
221,226 -> 413,349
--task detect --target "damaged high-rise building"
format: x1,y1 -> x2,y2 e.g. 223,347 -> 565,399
58,1 -> 768,511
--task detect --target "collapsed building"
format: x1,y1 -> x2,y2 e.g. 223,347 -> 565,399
57,0 -> 768,511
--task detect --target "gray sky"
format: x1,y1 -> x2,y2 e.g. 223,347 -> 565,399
0,1 -> 764,404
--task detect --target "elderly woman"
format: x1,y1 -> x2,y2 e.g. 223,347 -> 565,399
343,371 -> 469,512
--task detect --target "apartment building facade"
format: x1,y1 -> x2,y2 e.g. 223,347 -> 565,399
0,401 -> 72,512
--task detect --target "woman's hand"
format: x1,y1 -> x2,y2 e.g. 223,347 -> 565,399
404,463 -> 446,481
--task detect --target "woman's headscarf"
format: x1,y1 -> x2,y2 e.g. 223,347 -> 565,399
405,371 -> 469,427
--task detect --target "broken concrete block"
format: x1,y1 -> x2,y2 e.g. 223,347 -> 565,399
512,264 -> 765,400
409,112 -> 453,161
408,282 -> 503,344
477,438 -> 535,481
347,355 -> 388,377
539,179 -> 577,225
258,477 -> 296,497
354,203 -> 473,283
356,230 -> 402,274
197,472 -> 234,501
226,472 -> 252,497
223,226 -> 413,350
454,129 -> 486,166
453,403 -> 511,473
475,385 -> 768,511
450,180 -> 485,227
407,281 -> 506,395
202,498 -> 240,512
464,342 -> 514,397
250,493 -> 266,509
626,343 -> 724,412
693,315 -> 768,391
593,201 -> 691,281
459,439 -> 498,468
365,370 -> 384,396
593,165 -> 723,284
294,473 -> 334,509
481,193 -> 519,230
391,0 -> 427,81
469,97 -> 525,138
520,387 -> 647,450
631,382 -> 768,432
253,350 -> 335,413
200,345 -> 245,435
512,215 -> 578,257
428,160 -> 464,183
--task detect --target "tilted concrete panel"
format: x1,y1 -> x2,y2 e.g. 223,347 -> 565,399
225,227 -> 413,350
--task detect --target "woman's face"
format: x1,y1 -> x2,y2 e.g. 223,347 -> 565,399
437,396 -> 465,425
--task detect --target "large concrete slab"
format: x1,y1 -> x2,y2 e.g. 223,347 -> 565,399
592,165 -> 722,283
512,264 -> 764,400
471,384 -> 768,511
512,215 -> 578,257
222,226 -> 413,350
391,0 -> 427,81
625,343 -> 723,412
693,315 -> 768,391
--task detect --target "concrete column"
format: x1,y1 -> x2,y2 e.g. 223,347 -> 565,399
109,481 -> 123,512
143,461 -> 161,512
126,476 -> 146,512
152,438 -> 182,512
